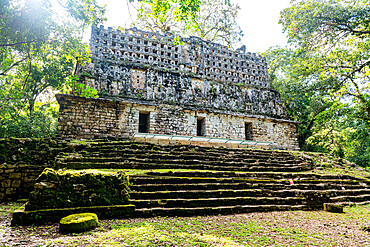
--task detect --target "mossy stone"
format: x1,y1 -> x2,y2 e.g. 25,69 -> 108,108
59,213 -> 99,233
323,203 -> 344,213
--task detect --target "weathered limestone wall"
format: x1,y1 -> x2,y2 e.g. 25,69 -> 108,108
0,138 -> 66,202
57,95 -> 122,138
83,68 -> 287,120
56,94 -> 299,150
0,163 -> 41,202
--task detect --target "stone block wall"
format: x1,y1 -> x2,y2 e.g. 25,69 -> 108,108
56,94 -> 299,150
0,138 -> 67,202
57,95 -> 122,138
0,164 -> 43,202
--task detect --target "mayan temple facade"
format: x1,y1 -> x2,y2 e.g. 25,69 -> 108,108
56,26 -> 300,150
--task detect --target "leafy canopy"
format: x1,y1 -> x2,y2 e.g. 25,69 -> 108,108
0,0 -> 105,138
131,0 -> 242,47
264,0 -> 370,166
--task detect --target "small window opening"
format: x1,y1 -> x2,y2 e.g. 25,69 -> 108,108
245,122 -> 253,140
197,117 -> 206,136
139,112 -> 150,133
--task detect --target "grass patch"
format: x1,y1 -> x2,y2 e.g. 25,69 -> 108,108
0,202 -> 22,220
291,151 -> 370,179
40,204 -> 370,247
2,203 -> 370,246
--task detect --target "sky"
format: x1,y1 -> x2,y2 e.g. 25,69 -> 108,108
96,0 -> 292,53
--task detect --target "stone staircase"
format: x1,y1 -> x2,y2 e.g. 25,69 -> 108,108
57,142 -> 313,172
56,141 -> 370,217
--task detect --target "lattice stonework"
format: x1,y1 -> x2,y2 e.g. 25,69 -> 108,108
89,26 -> 269,87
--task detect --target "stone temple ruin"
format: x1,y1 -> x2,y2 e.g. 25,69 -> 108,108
56,26 -> 299,150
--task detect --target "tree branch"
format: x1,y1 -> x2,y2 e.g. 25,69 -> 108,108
0,57 -> 28,76
0,39 -> 41,47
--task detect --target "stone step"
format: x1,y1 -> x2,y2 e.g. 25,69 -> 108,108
130,176 -> 368,186
79,144 -> 300,159
59,160 -> 312,172
330,194 -> 370,203
331,189 -> 370,197
59,155 -> 301,165
130,188 -> 370,200
131,196 -> 305,209
130,189 -> 301,200
58,158 -> 306,169
129,183 -> 367,192
133,204 -> 308,217
59,155 -> 302,165
333,200 -> 370,206
130,186 -> 370,199
85,141 -> 295,154
65,149 -> 299,161
142,171 -> 357,180
59,156 -> 302,168
58,162 -> 311,172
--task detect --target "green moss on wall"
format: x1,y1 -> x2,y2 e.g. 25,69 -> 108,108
26,168 -> 130,210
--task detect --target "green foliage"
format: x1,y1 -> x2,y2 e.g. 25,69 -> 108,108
64,75 -> 98,98
133,0 -> 242,47
263,47 -> 335,149
263,0 -> 370,167
0,110 -> 57,138
131,0 -> 202,28
0,0 -> 105,138
280,0 -> 370,122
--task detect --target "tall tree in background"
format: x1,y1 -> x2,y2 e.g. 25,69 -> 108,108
130,0 -> 202,31
265,0 -> 370,166
133,0 -> 243,47
0,0 -> 105,137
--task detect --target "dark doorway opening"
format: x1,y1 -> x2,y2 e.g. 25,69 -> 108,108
139,112 -> 150,133
197,118 -> 205,136
245,122 -> 253,140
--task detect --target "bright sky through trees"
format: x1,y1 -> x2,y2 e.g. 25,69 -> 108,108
97,0 -> 291,52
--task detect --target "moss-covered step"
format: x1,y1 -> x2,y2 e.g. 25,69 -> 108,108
131,196 -> 305,209
130,182 -> 285,192
58,160 -> 311,172
323,203 -> 344,213
330,194 -> 370,203
130,182 -> 365,192
142,171 -> 327,179
130,176 -> 281,185
130,189 -> 301,200
11,204 -> 135,226
59,213 -> 99,233
133,204 -> 308,218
